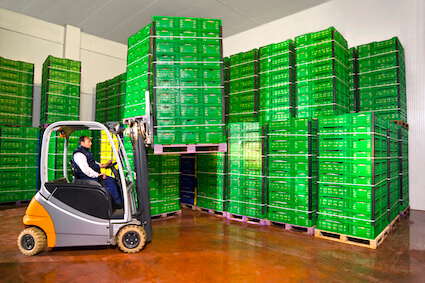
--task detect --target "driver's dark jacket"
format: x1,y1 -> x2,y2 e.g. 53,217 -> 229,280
72,145 -> 100,179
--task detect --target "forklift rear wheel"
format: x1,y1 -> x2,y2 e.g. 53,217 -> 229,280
117,225 -> 146,253
17,227 -> 47,256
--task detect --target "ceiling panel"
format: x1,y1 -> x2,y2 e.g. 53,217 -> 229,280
0,0 -> 34,11
80,0 -> 156,38
0,0 -> 332,44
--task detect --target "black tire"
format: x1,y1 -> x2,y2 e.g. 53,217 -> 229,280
116,225 -> 146,253
17,227 -> 47,256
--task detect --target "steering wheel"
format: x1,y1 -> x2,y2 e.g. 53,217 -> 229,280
105,162 -> 122,191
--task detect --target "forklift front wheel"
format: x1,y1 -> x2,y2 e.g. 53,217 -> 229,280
116,225 -> 146,253
17,227 -> 47,256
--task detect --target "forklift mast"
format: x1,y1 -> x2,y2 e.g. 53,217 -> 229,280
126,122 -> 152,242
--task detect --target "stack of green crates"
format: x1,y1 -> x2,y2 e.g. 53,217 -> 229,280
387,122 -> 400,222
122,133 -> 134,174
152,16 -> 224,145
148,149 -> 180,215
349,48 -> 358,113
295,27 -> 350,118
267,119 -> 318,227
223,57 -> 230,120
227,122 -> 266,219
0,57 -> 34,126
197,153 -> 227,211
124,23 -> 153,118
47,130 -> 90,181
95,81 -> 108,123
0,125 -> 39,202
398,126 -> 408,212
41,56 -> 81,124
357,37 -> 407,121
96,73 -> 126,123
259,40 -> 296,123
317,112 -> 388,240
228,50 -> 259,123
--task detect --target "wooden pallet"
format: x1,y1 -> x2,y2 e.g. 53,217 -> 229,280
399,206 -> 410,218
266,220 -> 315,235
153,143 -> 227,154
227,213 -> 267,226
151,210 -> 182,221
315,227 -> 390,249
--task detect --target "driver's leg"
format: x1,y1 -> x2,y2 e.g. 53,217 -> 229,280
104,176 -> 122,205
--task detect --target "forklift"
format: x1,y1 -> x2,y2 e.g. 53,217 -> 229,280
17,120 -> 152,255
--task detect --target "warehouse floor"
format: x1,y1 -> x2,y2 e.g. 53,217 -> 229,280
1,204 -> 424,282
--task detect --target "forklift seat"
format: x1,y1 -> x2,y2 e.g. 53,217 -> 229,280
69,159 -> 102,187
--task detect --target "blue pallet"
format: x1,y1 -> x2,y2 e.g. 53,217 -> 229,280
180,191 -> 195,205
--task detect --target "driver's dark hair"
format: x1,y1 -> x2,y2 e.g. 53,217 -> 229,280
79,135 -> 90,145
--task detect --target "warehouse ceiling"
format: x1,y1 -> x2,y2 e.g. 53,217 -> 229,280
0,0 -> 331,44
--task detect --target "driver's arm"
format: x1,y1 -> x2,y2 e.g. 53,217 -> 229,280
74,152 -> 100,178
100,160 -> 112,168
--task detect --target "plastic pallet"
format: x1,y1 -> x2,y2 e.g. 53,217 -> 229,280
399,206 -> 410,218
197,206 -> 227,218
153,143 -> 227,154
226,213 -> 267,226
151,210 -> 182,221
265,221 -> 316,235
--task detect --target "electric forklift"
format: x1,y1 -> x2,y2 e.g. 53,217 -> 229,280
17,120 -> 152,255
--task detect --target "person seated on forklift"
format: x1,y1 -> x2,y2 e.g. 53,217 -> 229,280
72,135 -> 122,207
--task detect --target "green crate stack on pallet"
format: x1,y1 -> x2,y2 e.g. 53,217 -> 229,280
151,16 -> 225,145
0,125 -> 39,203
267,119 -> 318,227
387,122 -> 400,222
259,40 -> 296,124
46,130 -> 91,181
96,73 -> 127,123
349,48 -> 359,113
227,122 -> 266,219
148,149 -> 181,215
197,153 -> 227,211
295,27 -> 350,118
228,50 -> 259,123
317,112 -> 389,240
40,56 -> 81,124
124,23 -> 153,119
398,126 -> 408,212
357,37 -> 407,122
223,57 -> 230,120
0,57 -> 34,126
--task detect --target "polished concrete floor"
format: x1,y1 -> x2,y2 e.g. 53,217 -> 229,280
1,204 -> 425,283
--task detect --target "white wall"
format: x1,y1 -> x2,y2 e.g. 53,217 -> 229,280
0,7 -> 127,124
223,0 -> 425,211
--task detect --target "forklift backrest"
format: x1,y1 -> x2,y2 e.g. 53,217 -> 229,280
69,159 -> 102,188
69,159 -> 79,180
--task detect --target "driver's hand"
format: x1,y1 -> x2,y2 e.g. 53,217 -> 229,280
106,160 -> 112,166
99,173 -> 107,179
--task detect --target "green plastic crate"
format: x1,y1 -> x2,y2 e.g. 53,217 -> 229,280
295,27 -> 348,49
296,41 -> 348,64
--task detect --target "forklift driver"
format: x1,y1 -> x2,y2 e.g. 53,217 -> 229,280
72,135 -> 122,207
